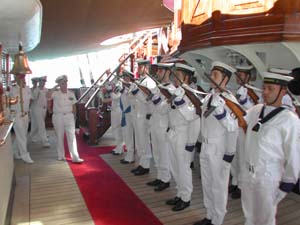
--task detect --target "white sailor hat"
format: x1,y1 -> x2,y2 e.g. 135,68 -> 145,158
261,71 -> 293,86
211,61 -> 236,77
156,63 -> 174,69
269,68 -> 291,75
122,70 -> 135,79
136,59 -> 150,65
31,77 -> 39,82
39,76 -> 47,81
55,75 -> 68,84
235,64 -> 253,73
175,63 -> 195,75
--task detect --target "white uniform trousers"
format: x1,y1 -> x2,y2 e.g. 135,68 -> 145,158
241,180 -> 278,225
13,113 -> 30,159
35,106 -> 49,144
134,116 -> 152,168
52,113 -> 80,160
167,125 -> 193,202
150,125 -> 171,183
230,128 -> 245,187
111,109 -> 124,154
29,106 -> 39,141
122,114 -> 135,162
200,142 -> 231,225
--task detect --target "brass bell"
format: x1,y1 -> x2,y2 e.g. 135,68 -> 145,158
10,43 -> 32,75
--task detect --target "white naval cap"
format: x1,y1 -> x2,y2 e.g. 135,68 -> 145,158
55,75 -> 68,84
261,71 -> 293,86
156,62 -> 174,68
211,61 -> 236,77
235,64 -> 253,72
175,63 -> 195,75
136,59 -> 150,65
31,77 -> 39,82
269,68 -> 291,75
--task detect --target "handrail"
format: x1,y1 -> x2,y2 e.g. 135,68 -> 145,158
82,31 -> 154,108
0,120 -> 13,147
77,31 -> 153,104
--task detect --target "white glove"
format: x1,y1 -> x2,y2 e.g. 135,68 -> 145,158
129,83 -> 138,92
273,189 -> 287,205
174,86 -> 185,100
150,86 -> 160,95
236,86 -> 248,100
211,94 -> 225,115
105,83 -> 113,92
168,85 -> 177,95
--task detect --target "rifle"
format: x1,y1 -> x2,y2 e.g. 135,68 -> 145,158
86,54 -> 95,84
169,70 -> 204,116
146,73 -> 174,100
203,72 -> 248,133
77,56 -> 86,87
235,72 -> 260,105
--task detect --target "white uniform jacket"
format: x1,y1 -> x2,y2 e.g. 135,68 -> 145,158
241,104 -> 300,189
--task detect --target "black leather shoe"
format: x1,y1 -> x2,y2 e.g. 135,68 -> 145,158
228,184 -> 238,193
231,187 -> 241,199
131,166 -> 142,173
165,196 -> 181,205
154,182 -> 170,191
134,167 -> 149,176
193,218 -> 212,225
146,179 -> 161,186
112,151 -> 121,155
172,199 -> 190,211
120,159 -> 134,164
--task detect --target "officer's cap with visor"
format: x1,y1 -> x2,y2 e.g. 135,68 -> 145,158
211,61 -> 236,78
55,75 -> 68,84
288,67 -> 300,95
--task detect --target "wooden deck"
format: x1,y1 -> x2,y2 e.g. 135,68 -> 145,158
11,129 -> 300,225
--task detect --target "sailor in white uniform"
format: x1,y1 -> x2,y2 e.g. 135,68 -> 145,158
32,76 -> 50,147
119,71 -> 135,164
230,64 -> 261,199
130,59 -> 156,176
165,63 -> 201,211
240,72 -> 300,225
194,62 -> 239,225
110,80 -> 125,155
47,75 -> 84,163
11,75 -> 34,163
29,77 -> 39,142
147,63 -> 173,191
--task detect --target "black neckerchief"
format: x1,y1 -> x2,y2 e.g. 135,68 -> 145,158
252,106 -> 285,132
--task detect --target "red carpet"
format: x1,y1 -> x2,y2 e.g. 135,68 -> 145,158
64,135 -> 163,225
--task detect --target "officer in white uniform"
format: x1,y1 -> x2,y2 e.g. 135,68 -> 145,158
119,71 -> 135,164
11,75 -> 34,163
29,77 -> 39,142
230,64 -> 260,199
147,63 -> 173,191
240,72 -> 300,225
110,80 -> 125,155
130,59 -> 156,176
165,63 -> 201,211
47,75 -> 84,163
32,76 -> 50,147
194,62 -> 239,225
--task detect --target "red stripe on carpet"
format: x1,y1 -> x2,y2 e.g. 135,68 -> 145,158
64,135 -> 163,225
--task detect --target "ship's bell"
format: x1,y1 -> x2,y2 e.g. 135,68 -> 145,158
10,43 -> 32,75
